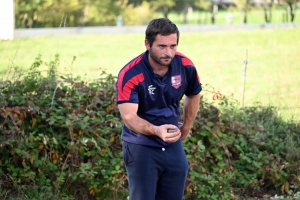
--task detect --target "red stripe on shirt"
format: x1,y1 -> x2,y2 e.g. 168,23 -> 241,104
176,52 -> 200,83
118,55 -> 144,101
181,57 -> 194,67
176,52 -> 185,57
176,52 -> 195,67
120,73 -> 144,101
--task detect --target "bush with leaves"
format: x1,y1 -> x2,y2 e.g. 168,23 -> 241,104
184,88 -> 300,199
0,55 -> 299,199
0,55 -> 126,199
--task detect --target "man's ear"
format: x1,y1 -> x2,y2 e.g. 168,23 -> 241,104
145,40 -> 150,50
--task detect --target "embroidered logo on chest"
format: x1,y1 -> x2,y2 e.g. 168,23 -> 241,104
148,85 -> 156,95
171,75 -> 181,89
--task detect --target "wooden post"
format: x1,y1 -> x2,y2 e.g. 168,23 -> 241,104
0,0 -> 14,40
242,50 -> 248,107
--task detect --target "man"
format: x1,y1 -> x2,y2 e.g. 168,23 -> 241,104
116,18 -> 202,200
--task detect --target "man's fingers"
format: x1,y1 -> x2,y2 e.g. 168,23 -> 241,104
163,130 -> 181,142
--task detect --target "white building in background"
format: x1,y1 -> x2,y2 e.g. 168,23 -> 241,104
0,0 -> 14,40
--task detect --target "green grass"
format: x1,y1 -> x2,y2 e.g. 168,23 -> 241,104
1,28 -> 300,121
168,7 -> 300,25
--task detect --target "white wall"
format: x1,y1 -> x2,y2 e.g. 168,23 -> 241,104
0,0 -> 14,40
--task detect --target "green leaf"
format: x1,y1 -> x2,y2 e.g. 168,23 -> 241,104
207,122 -> 214,127
211,148 -> 219,154
84,116 -> 90,122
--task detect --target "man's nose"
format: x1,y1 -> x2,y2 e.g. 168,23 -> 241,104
164,47 -> 172,56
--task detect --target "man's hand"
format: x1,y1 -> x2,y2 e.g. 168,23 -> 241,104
180,94 -> 200,140
118,103 -> 181,143
179,124 -> 191,140
155,124 -> 181,143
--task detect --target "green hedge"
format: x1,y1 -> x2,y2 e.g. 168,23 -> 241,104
1,55 -> 299,200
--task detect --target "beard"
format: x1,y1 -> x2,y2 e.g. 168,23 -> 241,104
149,48 -> 173,66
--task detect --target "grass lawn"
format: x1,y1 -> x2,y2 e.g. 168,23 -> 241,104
0,28 -> 299,121
168,6 -> 300,25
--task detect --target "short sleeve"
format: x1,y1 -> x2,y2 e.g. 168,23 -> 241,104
116,54 -> 145,104
116,71 -> 145,104
184,66 -> 202,96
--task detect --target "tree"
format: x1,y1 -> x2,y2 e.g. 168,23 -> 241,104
14,0 -> 44,28
235,0 -> 253,23
14,0 -> 125,28
127,0 -> 176,18
127,0 -> 143,5
173,0 -> 197,24
261,0 -> 274,23
195,0 -> 218,24
150,0 -> 176,18
280,0 -> 299,22
84,0 -> 124,26
121,1 -> 157,25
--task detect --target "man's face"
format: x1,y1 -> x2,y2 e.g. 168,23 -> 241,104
145,34 -> 178,67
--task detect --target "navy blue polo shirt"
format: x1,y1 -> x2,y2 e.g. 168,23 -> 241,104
116,50 -> 202,147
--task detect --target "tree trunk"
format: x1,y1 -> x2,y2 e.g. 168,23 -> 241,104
263,0 -> 273,23
288,3 -> 295,22
82,0 -> 90,26
211,4 -> 218,24
263,6 -> 272,23
23,13 -> 29,28
211,15 -> 215,24
243,11 -> 247,24
268,5 -> 272,22
163,6 -> 169,18
32,11 -> 38,28
183,5 -> 188,24
263,7 -> 269,23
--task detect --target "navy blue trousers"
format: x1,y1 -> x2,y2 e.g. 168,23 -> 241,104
122,140 -> 189,200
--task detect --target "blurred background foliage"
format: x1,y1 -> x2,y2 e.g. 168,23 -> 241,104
14,0 -> 299,28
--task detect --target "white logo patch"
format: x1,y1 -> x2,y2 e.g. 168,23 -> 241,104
148,85 -> 156,95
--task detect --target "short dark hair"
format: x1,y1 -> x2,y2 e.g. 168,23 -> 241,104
145,18 -> 180,47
